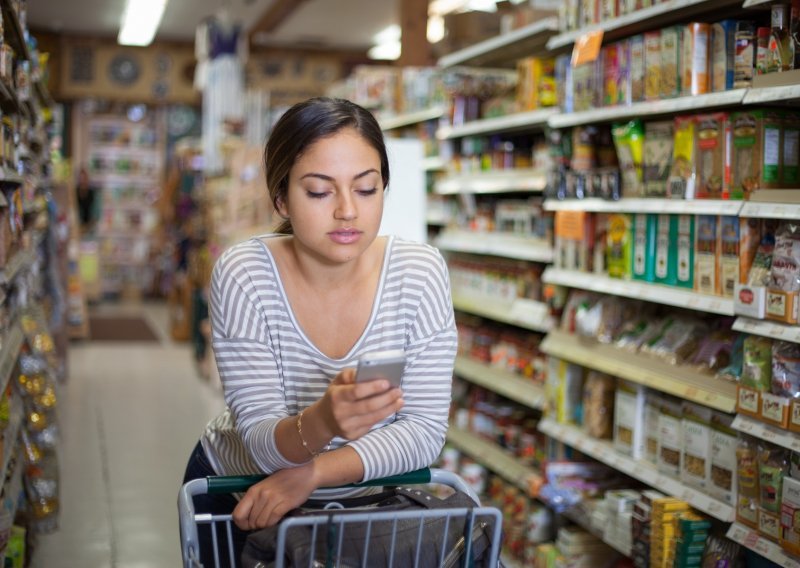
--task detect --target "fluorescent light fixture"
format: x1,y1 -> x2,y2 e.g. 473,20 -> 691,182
427,14 -> 444,43
118,0 -> 168,46
367,40 -> 401,60
373,24 -> 401,45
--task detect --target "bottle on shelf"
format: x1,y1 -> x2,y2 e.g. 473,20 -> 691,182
768,4 -> 794,73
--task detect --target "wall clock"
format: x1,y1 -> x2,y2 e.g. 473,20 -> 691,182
108,54 -> 141,85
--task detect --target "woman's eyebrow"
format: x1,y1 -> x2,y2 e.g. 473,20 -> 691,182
299,168 -> 379,182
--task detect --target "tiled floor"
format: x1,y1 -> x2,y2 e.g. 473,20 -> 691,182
30,302 -> 226,568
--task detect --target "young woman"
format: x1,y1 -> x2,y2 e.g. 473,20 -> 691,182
183,97 -> 457,563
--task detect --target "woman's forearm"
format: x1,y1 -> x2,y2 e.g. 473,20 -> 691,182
273,402 -> 334,465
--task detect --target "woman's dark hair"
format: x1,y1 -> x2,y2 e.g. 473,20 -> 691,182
265,97 -> 390,234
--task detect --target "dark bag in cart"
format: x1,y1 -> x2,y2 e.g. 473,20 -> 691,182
241,486 -> 498,567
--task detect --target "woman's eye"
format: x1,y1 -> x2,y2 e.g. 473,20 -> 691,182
306,190 -> 328,199
356,188 -> 378,196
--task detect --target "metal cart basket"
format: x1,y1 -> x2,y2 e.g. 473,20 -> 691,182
179,467 -> 503,568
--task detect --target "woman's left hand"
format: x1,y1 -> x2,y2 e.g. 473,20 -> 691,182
232,463 -> 318,530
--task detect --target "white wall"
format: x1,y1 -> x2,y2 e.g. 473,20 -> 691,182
380,138 -> 426,244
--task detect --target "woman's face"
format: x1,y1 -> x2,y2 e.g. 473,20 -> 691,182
279,128 -> 384,264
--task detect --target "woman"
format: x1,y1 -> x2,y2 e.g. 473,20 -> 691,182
183,97 -> 457,563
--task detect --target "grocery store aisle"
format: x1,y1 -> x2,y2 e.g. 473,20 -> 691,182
30,302 -> 227,568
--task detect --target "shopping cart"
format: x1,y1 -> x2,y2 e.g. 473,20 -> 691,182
179,467 -> 503,568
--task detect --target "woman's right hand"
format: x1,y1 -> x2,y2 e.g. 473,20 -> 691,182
317,368 -> 404,441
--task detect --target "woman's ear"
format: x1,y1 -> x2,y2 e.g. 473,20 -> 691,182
275,195 -> 288,218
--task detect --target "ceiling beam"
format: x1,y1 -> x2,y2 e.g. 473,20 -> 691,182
249,0 -> 310,41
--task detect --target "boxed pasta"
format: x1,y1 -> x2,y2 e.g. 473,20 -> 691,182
676,214 -> 696,290
711,20 -> 737,92
643,392 -> 661,465
606,213 -> 632,278
632,213 -> 656,282
781,476 -> 800,555
734,21 -> 756,89
657,396 -> 683,477
719,216 -> 742,297
602,41 -> 630,107
681,402 -> 712,490
731,109 -> 783,199
614,380 -> 646,459
681,23 -> 711,96
736,436 -> 760,528
629,35 -> 646,103
709,412 -> 738,504
643,120 -> 674,197
694,215 -> 719,295
660,26 -> 682,99
517,57 -> 557,110
695,113 -> 729,199
644,31 -> 662,101
783,110 -> 800,187
654,214 -> 675,285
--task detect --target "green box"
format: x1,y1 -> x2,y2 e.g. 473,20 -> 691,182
783,110 -> 800,187
675,214 -> 695,289
632,213 -> 656,282
654,214 -> 676,285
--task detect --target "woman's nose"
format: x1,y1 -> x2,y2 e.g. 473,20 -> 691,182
334,193 -> 356,220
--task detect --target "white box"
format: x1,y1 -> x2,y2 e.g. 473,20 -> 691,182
734,283 -> 767,319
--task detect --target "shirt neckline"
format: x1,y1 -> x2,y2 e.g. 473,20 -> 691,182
254,234 -> 395,363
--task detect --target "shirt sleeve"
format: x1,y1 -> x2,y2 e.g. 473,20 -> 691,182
210,247 -> 304,473
347,249 -> 457,481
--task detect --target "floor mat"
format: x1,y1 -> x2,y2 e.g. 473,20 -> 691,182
88,316 -> 160,342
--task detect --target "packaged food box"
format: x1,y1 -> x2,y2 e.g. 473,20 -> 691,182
695,113 -> 729,199
607,213 -> 632,278
614,380 -> 646,459
667,116 -> 697,199
632,213 -> 656,282
629,34 -> 646,103
694,215 -> 719,295
731,109 -> 783,199
644,30 -> 662,101
675,214 -> 695,289
718,216 -> 742,297
682,23 -> 711,96
643,120 -> 674,197
709,412 -> 737,505
711,20 -> 737,92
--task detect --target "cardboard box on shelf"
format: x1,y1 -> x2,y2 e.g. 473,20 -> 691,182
442,10 -> 503,48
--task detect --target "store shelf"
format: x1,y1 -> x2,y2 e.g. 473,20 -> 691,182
740,201 -> 800,220
0,395 -> 23,487
744,84 -> 800,105
452,294 -> 553,333
438,17 -> 559,68
0,324 -> 23,394
540,329 -> 738,412
447,426 -> 542,497
422,156 -> 446,171
435,230 -> 553,262
437,108 -> 558,140
0,168 -> 23,185
542,268 -> 735,316
726,523 -> 800,568
548,90 -> 746,129
544,198 -> 744,216
732,414 -> 800,453
454,356 -> 546,410
562,507 -> 631,557
733,317 -> 800,344
546,0 -> 742,51
743,0 -> 773,6
539,418 -> 735,522
379,106 -> 446,131
0,0 -> 31,62
435,168 -> 548,194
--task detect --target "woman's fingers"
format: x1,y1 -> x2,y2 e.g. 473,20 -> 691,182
232,496 -> 254,530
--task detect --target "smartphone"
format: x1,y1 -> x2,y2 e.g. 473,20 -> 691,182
355,350 -> 406,388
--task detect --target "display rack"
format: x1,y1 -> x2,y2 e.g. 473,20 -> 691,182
740,201 -> 800,220
437,109 -> 558,140
542,268 -> 736,316
438,17 -> 558,69
0,324 -> 23,392
435,229 -> 553,262
0,249 -> 36,285
562,507 -> 631,557
422,156 -> 446,171
435,168 -> 548,194
379,106 -> 446,131
452,295 -> 553,333
454,356 -> 546,410
446,426 -> 542,497
539,418 -> 735,522
743,84 -> 800,105
732,414 -> 800,453
541,329 -> 737,413
732,317 -> 800,344
544,198 -> 744,216
726,523 -> 800,568
548,89 -> 746,129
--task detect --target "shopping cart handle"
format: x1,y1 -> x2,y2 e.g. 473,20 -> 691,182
206,468 -> 432,495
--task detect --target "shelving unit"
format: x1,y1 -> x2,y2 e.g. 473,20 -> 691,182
437,109 -> 558,140
541,329 -> 737,413
544,198 -> 744,216
542,268 -> 736,316
740,201 -> 800,220
434,168 -> 548,194
548,90 -> 746,129
379,106 -> 446,131
446,426 -> 542,497
454,356 -> 546,410
438,17 -> 558,69
539,418 -> 735,522
726,523 -> 800,568
0,249 -> 36,285
732,317 -> 800,344
743,84 -> 800,105
452,295 -> 553,333
732,414 -> 800,453
435,229 -> 553,262
562,507 -> 631,557
0,324 -> 23,393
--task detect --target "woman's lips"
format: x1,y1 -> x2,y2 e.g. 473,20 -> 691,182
328,229 -> 362,244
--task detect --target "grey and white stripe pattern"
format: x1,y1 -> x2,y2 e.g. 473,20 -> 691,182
201,235 -> 456,498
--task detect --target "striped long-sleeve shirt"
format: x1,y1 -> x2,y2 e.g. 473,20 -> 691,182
201,234 -> 457,499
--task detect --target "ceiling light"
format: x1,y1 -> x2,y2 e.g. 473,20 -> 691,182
118,0 -> 168,46
427,15 -> 444,43
367,41 -> 401,61
373,25 -> 401,45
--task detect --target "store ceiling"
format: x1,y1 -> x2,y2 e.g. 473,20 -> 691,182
27,0 -> 398,51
